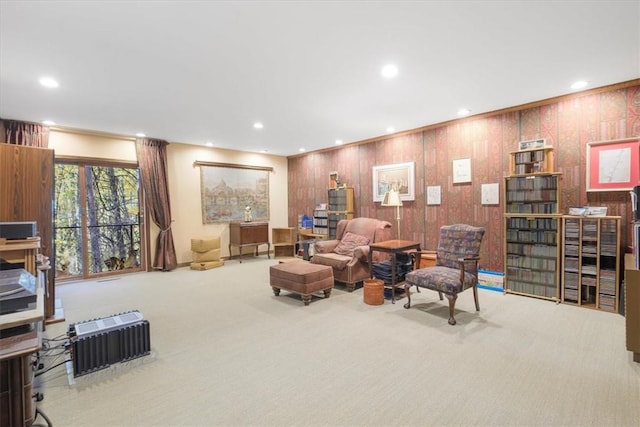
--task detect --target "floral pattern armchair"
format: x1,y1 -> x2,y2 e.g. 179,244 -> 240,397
404,224 -> 485,325
311,217 -> 392,292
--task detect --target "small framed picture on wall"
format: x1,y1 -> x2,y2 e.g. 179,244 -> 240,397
452,158 -> 471,184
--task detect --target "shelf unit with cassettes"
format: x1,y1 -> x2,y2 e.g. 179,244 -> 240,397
561,215 -> 620,312
327,187 -> 354,239
504,146 -> 562,301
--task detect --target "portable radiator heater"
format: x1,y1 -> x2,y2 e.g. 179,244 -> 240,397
67,310 -> 151,377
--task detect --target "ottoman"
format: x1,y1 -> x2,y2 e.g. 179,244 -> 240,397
269,262 -> 334,305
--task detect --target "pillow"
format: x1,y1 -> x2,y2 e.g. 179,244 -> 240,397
334,231 -> 370,256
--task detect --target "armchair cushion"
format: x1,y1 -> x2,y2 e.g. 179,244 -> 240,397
333,232 -> 370,256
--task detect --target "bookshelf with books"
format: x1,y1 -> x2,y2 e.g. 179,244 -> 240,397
327,187 -> 354,239
561,216 -> 621,312
509,146 -> 555,175
313,205 -> 328,236
504,146 -> 562,301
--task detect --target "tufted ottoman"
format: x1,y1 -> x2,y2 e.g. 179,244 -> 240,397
269,262 -> 334,305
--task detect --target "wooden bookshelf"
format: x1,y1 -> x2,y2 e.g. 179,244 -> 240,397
272,227 -> 296,258
561,216 -> 621,312
508,146 -> 555,175
504,146 -> 562,301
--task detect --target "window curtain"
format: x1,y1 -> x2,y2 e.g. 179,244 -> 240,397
135,137 -> 177,271
2,119 -> 50,147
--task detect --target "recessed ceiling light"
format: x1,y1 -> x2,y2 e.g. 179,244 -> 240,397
205,142 -> 214,147
335,139 -> 343,145
253,122 -> 264,129
457,108 -> 471,117
299,148 -> 306,152
381,64 -> 398,79
386,127 -> 395,133
135,132 -> 146,137
42,120 -> 56,126
260,149 -> 268,153
571,80 -> 588,90
39,77 -> 59,88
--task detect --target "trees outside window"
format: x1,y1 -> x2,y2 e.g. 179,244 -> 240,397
54,162 -> 145,279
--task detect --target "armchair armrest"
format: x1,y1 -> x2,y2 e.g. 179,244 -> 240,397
353,245 -> 370,262
456,255 -> 481,285
314,239 -> 339,254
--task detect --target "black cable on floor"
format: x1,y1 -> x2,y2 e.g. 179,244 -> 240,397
32,407 -> 53,427
34,360 -> 69,378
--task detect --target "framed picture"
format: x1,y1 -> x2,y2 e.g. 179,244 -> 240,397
452,158 -> 472,184
586,138 -> 640,192
195,161 -> 272,223
372,162 -> 415,202
426,185 -> 441,205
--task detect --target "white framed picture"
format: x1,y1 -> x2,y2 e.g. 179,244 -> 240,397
452,158 -> 471,184
427,185 -> 441,205
481,183 -> 499,205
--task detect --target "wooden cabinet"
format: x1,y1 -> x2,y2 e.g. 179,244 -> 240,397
0,239 -> 40,276
625,253 -> 640,362
272,227 -> 295,258
0,270 -> 43,427
327,188 -> 354,239
504,147 -> 562,301
228,221 -> 270,263
0,145 -> 55,322
561,216 -> 620,312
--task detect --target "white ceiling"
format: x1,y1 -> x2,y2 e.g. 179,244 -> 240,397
1,1 -> 639,157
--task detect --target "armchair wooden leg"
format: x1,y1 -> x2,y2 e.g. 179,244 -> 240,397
437,291 -> 444,301
446,294 -> 457,325
473,285 -> 480,311
403,283 -> 412,309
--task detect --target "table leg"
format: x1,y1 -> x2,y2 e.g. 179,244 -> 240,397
391,252 -> 397,303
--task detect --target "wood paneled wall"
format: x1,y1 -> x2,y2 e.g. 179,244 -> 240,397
287,82 -> 640,273
0,144 -> 55,315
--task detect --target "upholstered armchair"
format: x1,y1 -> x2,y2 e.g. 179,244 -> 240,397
404,224 -> 485,325
311,217 -> 392,292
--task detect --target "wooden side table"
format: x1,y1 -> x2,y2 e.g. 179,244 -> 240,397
368,240 -> 421,303
228,221 -> 270,263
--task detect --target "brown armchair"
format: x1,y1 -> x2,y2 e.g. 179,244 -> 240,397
404,224 -> 485,325
311,217 -> 392,292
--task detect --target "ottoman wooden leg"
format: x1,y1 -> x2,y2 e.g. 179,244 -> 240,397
272,287 -> 281,296
323,289 -> 332,298
301,294 -> 312,305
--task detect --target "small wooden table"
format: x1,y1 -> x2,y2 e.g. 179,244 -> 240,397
368,240 -> 421,303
